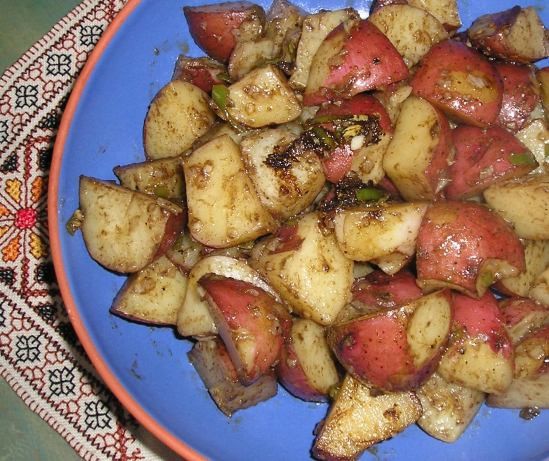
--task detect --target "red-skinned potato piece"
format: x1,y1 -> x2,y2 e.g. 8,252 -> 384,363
495,62 -> 540,133
438,291 -> 514,394
411,39 -> 503,127
352,270 -> 423,312
277,318 -> 340,402
328,290 -> 453,392
499,297 -> 549,344
445,125 -> 537,199
315,94 -> 393,183
416,201 -> 525,298
304,19 -> 408,106
184,1 -> 265,63
172,56 -> 226,94
199,275 -> 283,385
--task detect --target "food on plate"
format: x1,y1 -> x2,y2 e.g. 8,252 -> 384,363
70,0 -> 549,458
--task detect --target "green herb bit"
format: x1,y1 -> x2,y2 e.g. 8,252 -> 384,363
311,126 -> 337,150
509,151 -> 537,166
545,143 -> 549,158
356,187 -> 385,202
66,209 -> 84,235
212,84 -> 229,110
153,184 -> 170,199
215,71 -> 231,84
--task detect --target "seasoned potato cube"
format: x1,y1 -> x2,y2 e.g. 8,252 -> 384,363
227,64 -> 301,127
183,134 -> 276,248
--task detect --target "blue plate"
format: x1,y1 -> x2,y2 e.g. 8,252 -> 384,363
49,0 -> 549,460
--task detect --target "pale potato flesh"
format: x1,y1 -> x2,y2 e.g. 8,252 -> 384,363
229,37 -> 276,81
227,64 -> 301,127
289,8 -> 359,90
515,119 -> 549,172
531,268 -> 549,305
79,176 -> 182,273
383,96 -> 446,201
240,126 -> 325,220
350,134 -> 391,185
369,4 -> 448,68
184,134 -> 276,248
417,372 -> 485,443
313,374 -> 422,460
334,202 -> 429,262
408,0 -> 461,31
112,256 -> 188,325
144,80 -> 215,159
291,319 -> 339,395
483,173 -> 549,240
176,255 -> 279,338
252,212 -> 353,325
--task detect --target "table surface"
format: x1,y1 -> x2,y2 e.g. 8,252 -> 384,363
1,2 -> 98,460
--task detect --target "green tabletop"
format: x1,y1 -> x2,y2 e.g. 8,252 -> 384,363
0,2 -> 177,460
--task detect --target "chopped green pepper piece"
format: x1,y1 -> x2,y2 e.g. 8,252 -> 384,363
212,84 -> 229,110
215,71 -> 231,84
311,126 -> 337,149
356,187 -> 385,201
509,151 -> 537,166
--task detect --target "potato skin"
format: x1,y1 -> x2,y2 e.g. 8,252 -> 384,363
416,201 -> 525,297
411,39 -> 503,127
445,125 -> 536,199
184,1 -> 265,63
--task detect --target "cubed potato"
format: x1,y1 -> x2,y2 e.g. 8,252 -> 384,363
438,292 -> 514,395
79,176 -> 184,273
251,213 -> 354,325
111,256 -> 188,325
531,268 -> 549,306
176,255 -> 278,338
383,95 -> 452,201
114,156 -> 185,201
334,202 -> 429,269
416,201 -> 525,297
304,19 -> 408,106
328,290 -> 452,391
188,339 -> 277,416
165,232 -> 204,274
289,9 -> 359,91
184,1 -> 265,63
312,374 -> 422,461
487,325 -> 549,408
498,241 -> 549,299
416,372 -> 485,443
277,318 -> 340,402
199,275 -> 284,384
184,134 -> 276,248
407,0 -> 461,32
228,37 -> 276,81
144,80 -> 215,159
500,297 -> 549,344
411,40 -> 503,127
468,6 -> 548,64
483,173 -> 549,240
240,126 -> 325,220
172,55 -> 226,94
226,64 -> 301,127
446,125 -> 537,199
369,4 -> 448,68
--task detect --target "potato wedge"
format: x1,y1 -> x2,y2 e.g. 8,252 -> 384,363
226,64 -> 301,127
312,374 -> 422,461
111,256 -> 188,325
500,297 -> 549,344
334,202 -> 428,268
144,80 -> 215,159
483,173 -> 549,240
369,4 -> 448,68
289,8 -> 359,91
114,156 -> 185,201
188,339 -> 277,416
79,176 -> 184,273
176,255 -> 278,338
251,213 -> 353,325
277,318 -> 340,402
240,126 -> 325,220
468,6 -> 548,64
416,372 -> 484,443
407,0 -> 461,32
184,134 -> 276,248
383,95 -> 452,201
